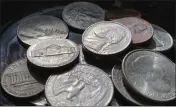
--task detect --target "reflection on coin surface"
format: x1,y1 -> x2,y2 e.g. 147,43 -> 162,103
27,39 -> 79,68
146,24 -> 173,51
45,64 -> 114,106
30,94 -> 47,106
62,2 -> 105,30
78,45 -> 86,64
1,59 -> 44,98
17,15 -> 68,46
115,17 -> 153,44
112,65 -> 142,105
106,9 -> 141,21
122,50 -> 176,102
82,21 -> 131,55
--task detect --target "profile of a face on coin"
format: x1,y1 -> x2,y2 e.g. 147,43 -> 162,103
1,59 -> 44,98
27,39 -> 79,68
17,15 -> 69,46
115,17 -> 153,44
45,64 -> 114,106
62,2 -> 105,30
122,50 -> 175,102
82,21 -> 131,55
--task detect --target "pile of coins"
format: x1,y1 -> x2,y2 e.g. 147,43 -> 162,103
0,2 -> 175,106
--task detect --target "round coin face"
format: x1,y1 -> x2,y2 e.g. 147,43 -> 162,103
115,17 -> 153,44
112,65 -> 142,105
17,15 -> 69,46
27,39 -> 79,68
146,24 -> 173,51
45,64 -> 114,106
82,21 -> 131,55
62,2 -> 105,30
1,59 -> 44,98
122,50 -> 176,102
106,9 -> 141,21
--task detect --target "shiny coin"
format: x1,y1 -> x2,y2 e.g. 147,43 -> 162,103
82,21 -> 131,55
27,39 -> 79,68
122,49 -> 176,102
17,15 -> 68,46
62,2 -> 105,30
30,94 -> 47,106
1,59 -> 44,98
78,45 -> 87,64
106,9 -> 141,21
45,64 -> 114,106
138,24 -> 173,52
115,17 -> 153,44
112,64 -> 142,105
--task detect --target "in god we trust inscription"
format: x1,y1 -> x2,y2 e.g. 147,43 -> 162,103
27,39 -> 79,68
45,64 -> 114,106
82,21 -> 131,55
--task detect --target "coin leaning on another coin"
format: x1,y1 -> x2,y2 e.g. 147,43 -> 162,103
1,58 -> 44,98
27,39 -> 79,69
17,15 -> 69,46
45,64 -> 114,106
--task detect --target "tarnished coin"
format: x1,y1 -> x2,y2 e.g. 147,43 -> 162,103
62,2 -> 105,30
27,39 -> 79,68
82,21 -> 131,55
17,15 -> 68,46
115,17 -> 153,44
122,49 -> 176,102
45,64 -> 114,106
1,59 -> 44,98
112,65 -> 142,105
106,9 -> 141,21
139,24 -> 173,51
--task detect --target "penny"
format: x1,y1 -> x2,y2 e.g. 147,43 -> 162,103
122,49 -> 176,102
115,17 -> 153,44
1,59 -> 44,98
82,21 -> 131,55
17,15 -> 68,46
106,8 -> 141,21
62,2 -> 105,30
45,64 -> 114,106
27,39 -> 79,68
137,24 -> 174,52
112,64 -> 142,105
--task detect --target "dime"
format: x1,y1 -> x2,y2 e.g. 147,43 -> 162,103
17,15 -> 68,46
106,9 -> 141,21
82,21 -> 131,55
62,2 -> 105,30
1,59 -> 44,98
122,49 -> 176,102
112,65 -> 142,105
138,24 -> 173,52
115,17 -> 153,44
27,39 -> 79,68
45,64 -> 114,106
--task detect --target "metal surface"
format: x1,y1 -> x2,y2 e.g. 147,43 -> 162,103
82,21 -> 131,55
115,17 -> 153,44
17,15 -> 68,46
1,59 -> 44,98
62,2 -> 105,30
45,64 -> 114,106
27,39 -> 79,68
122,49 -> 176,102
30,94 -> 47,106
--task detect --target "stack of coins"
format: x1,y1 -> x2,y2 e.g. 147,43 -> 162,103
0,1 -> 175,106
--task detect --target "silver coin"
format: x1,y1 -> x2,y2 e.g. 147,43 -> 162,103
82,21 -> 131,55
62,2 -> 105,30
112,65 -> 142,105
27,39 -> 79,68
122,49 -> 176,102
17,15 -> 69,46
145,24 -> 173,51
78,45 -> 87,64
1,59 -> 44,98
30,94 -> 47,106
45,64 -> 114,106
